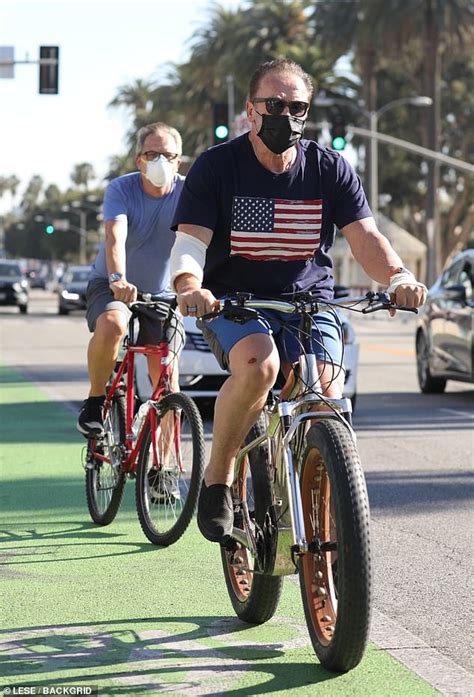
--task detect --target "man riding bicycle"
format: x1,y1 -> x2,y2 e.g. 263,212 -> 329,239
77,122 -> 185,438
170,59 -> 427,544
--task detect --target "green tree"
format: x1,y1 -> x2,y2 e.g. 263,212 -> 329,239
21,176 -> 44,214
70,163 -> 96,192
108,0 -> 349,160
309,0 -> 474,269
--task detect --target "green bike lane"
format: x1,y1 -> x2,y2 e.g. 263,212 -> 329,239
0,365 -> 438,696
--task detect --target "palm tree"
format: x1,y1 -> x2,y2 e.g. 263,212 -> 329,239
21,175 -> 44,213
108,78 -> 157,130
309,0 -> 473,272
70,163 -> 96,192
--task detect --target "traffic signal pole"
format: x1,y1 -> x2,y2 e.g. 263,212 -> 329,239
0,46 -> 59,93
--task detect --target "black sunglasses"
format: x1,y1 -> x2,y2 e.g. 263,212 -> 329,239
252,97 -> 309,118
141,151 -> 179,162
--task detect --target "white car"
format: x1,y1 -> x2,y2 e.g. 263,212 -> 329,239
135,300 -> 359,408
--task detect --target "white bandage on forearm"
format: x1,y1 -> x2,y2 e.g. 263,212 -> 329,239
170,231 -> 207,292
387,269 -> 424,295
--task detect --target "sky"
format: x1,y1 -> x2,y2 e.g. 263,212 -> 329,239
0,0 -> 240,209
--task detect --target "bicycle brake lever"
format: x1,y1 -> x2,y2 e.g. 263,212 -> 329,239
222,305 -> 260,324
393,305 -> 419,314
200,310 -> 219,321
362,302 -> 418,314
362,302 -> 391,314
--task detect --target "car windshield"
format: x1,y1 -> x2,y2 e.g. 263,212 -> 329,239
0,263 -> 21,277
65,269 -> 90,283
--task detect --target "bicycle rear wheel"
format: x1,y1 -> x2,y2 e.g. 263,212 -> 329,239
85,392 -> 127,525
221,416 -> 283,623
135,392 -> 205,546
299,419 -> 371,672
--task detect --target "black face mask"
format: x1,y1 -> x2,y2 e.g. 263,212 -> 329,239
257,113 -> 305,154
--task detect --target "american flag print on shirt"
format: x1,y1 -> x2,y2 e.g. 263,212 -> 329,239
230,196 -> 323,262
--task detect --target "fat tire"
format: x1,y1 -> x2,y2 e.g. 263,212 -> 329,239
221,416 -> 283,623
85,392 -> 127,525
136,392 -> 205,546
416,333 -> 446,393
299,419 -> 371,672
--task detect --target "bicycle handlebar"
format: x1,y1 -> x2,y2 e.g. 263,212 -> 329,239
201,291 -> 418,323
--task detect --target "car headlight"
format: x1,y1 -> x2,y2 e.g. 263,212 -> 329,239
12,282 -> 22,292
61,290 -> 80,300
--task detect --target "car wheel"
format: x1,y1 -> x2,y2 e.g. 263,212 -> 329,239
58,306 -> 69,315
19,304 -> 28,314
416,333 -> 446,393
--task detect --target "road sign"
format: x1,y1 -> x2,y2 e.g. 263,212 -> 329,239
0,46 -> 14,78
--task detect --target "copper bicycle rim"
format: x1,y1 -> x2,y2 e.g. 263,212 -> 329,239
223,457 -> 254,601
300,448 -> 338,645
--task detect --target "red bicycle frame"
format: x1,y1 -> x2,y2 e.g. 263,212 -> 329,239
97,339 -> 181,475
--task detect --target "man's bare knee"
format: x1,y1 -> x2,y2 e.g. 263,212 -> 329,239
95,311 -> 127,343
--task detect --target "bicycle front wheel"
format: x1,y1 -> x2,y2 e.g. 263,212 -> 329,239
299,419 -> 371,672
85,392 -> 127,525
221,416 -> 284,624
135,392 -> 205,546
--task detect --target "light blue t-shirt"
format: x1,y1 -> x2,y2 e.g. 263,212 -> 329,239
90,172 -> 185,294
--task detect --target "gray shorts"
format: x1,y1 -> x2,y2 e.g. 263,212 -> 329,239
86,278 -> 184,353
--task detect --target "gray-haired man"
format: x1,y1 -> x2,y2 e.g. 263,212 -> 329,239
77,122 -> 185,437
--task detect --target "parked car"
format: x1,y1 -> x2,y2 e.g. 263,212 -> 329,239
57,265 -> 91,315
135,286 -> 359,407
0,259 -> 29,313
26,268 -> 48,289
415,249 -> 473,392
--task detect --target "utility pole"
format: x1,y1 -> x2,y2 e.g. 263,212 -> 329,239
226,75 -> 235,137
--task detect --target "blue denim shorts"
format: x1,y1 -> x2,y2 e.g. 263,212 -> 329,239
197,306 -> 343,372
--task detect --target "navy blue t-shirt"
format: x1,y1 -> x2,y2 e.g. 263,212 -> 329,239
172,133 -> 371,300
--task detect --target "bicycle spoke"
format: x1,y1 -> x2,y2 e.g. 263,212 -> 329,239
85,394 -> 126,526
135,392 -> 204,546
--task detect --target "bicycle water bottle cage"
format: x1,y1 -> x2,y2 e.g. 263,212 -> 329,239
222,300 -> 259,324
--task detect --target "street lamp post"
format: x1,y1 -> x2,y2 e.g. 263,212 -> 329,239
368,97 -> 432,222
313,95 -> 432,221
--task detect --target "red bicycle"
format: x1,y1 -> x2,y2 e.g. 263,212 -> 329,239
84,294 -> 205,546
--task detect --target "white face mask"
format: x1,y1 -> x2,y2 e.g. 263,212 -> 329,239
144,156 -> 174,188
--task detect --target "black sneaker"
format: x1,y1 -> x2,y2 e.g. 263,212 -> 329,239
77,396 -> 105,438
148,468 -> 181,504
197,482 -> 233,543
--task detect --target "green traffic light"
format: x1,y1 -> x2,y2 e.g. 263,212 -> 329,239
45,224 -> 55,234
332,136 -> 346,151
215,125 -> 229,140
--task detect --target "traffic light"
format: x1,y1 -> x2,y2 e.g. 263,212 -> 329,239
39,46 -> 59,94
45,224 -> 55,235
212,102 -> 229,144
329,108 -> 347,150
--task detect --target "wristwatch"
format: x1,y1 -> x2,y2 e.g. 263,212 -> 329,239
108,272 -> 123,284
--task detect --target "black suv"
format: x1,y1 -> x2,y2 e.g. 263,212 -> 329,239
0,259 -> 29,314
416,249 -> 473,392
